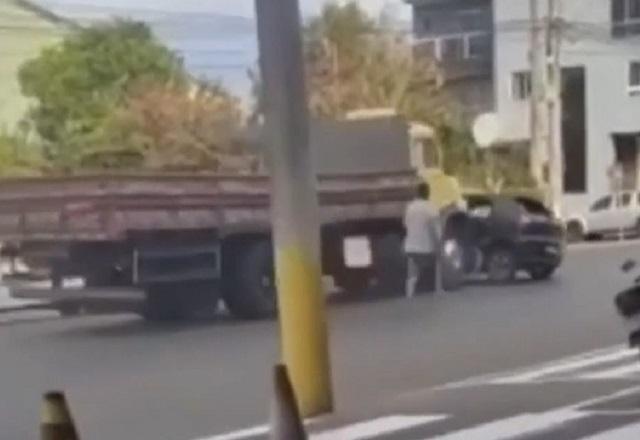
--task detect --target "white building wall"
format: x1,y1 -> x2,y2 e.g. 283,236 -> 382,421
494,0 -> 640,215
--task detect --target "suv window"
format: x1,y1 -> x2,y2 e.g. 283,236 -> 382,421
591,196 -> 612,211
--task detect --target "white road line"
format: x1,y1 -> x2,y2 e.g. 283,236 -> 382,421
578,421 -> 640,439
424,386 -> 640,440
489,347 -> 637,385
424,410 -> 587,440
436,345 -> 629,390
577,362 -> 640,380
312,415 -> 447,440
200,415 -> 446,440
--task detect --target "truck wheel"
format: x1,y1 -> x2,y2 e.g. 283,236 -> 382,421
486,246 -> 516,284
57,302 -> 82,317
440,238 -> 465,291
370,233 -> 406,297
334,269 -> 371,295
529,265 -> 556,281
222,240 -> 277,320
141,281 -> 217,322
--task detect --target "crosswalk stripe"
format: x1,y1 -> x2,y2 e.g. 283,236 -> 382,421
312,415 -> 446,440
199,415 -> 445,440
578,421 -> 640,439
423,410 -> 587,440
576,362 -> 640,380
489,347 -> 637,384
199,425 -> 269,440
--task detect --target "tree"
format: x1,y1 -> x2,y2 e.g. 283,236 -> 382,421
0,131 -> 44,176
18,19 -> 184,169
303,2 -> 449,125
86,81 -> 256,173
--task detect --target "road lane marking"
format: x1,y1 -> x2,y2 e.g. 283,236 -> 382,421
490,347 -> 638,384
435,345 -> 640,390
424,410 -> 587,440
424,386 -> 640,440
196,425 -> 269,440
579,421 -> 640,439
312,415 -> 447,440
199,415 -> 446,440
576,362 -> 640,380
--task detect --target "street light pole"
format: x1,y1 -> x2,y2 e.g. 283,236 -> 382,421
529,0 -> 544,187
545,0 -> 564,216
255,0 -> 333,417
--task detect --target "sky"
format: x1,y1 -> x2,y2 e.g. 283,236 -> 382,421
42,0 -> 412,21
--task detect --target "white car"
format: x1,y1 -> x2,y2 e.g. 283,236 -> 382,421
565,191 -> 640,242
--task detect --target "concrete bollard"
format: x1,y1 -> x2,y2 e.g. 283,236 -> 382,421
40,391 -> 80,440
269,364 -> 307,440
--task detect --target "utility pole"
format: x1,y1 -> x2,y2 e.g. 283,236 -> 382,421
529,0 -> 545,188
255,0 -> 333,418
545,0 -> 564,216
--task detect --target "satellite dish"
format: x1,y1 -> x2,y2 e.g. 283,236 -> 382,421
473,113 -> 501,148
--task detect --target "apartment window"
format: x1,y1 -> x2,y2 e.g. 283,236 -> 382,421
612,0 -> 640,37
441,37 -> 465,61
458,9 -> 487,32
630,61 -> 640,92
467,33 -> 491,59
511,71 -> 532,101
422,17 -> 432,33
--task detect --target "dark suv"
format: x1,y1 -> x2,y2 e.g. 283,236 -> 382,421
441,195 -> 565,287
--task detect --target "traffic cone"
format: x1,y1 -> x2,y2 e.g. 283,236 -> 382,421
269,364 -> 307,440
40,391 -> 80,440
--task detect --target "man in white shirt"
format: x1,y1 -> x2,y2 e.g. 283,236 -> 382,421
404,182 -> 440,298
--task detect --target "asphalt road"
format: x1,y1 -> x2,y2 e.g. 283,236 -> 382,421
0,242 -> 638,440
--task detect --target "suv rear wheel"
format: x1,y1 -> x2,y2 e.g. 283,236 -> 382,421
486,246 -> 516,283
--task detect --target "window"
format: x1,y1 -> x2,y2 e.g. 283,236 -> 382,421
441,37 -> 465,61
458,9 -> 486,32
511,71 -> 532,101
591,196 -> 612,212
467,34 -> 491,59
422,17 -> 432,33
630,61 -> 640,92
612,0 -> 640,37
621,192 -> 633,207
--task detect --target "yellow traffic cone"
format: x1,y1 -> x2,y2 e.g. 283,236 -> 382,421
269,364 -> 307,440
40,391 -> 80,440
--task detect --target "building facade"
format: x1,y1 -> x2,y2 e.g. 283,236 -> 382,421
406,0 -> 495,120
0,0 -> 69,132
494,0 -> 640,214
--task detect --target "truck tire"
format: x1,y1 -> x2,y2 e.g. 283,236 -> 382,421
370,233 -> 406,297
334,268 -> 371,295
440,238 -> 465,292
222,240 -> 277,320
141,281 -> 218,322
528,265 -> 556,281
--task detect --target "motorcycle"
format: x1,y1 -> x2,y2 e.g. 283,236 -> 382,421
614,259 -> 640,348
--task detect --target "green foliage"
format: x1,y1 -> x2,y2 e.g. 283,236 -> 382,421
86,80 -> 254,173
303,2 -> 449,126
0,131 -> 44,176
18,19 -> 185,169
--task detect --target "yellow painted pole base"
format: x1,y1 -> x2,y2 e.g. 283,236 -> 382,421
275,246 -> 333,417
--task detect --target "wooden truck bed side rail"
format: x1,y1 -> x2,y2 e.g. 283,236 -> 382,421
0,172 -> 416,241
